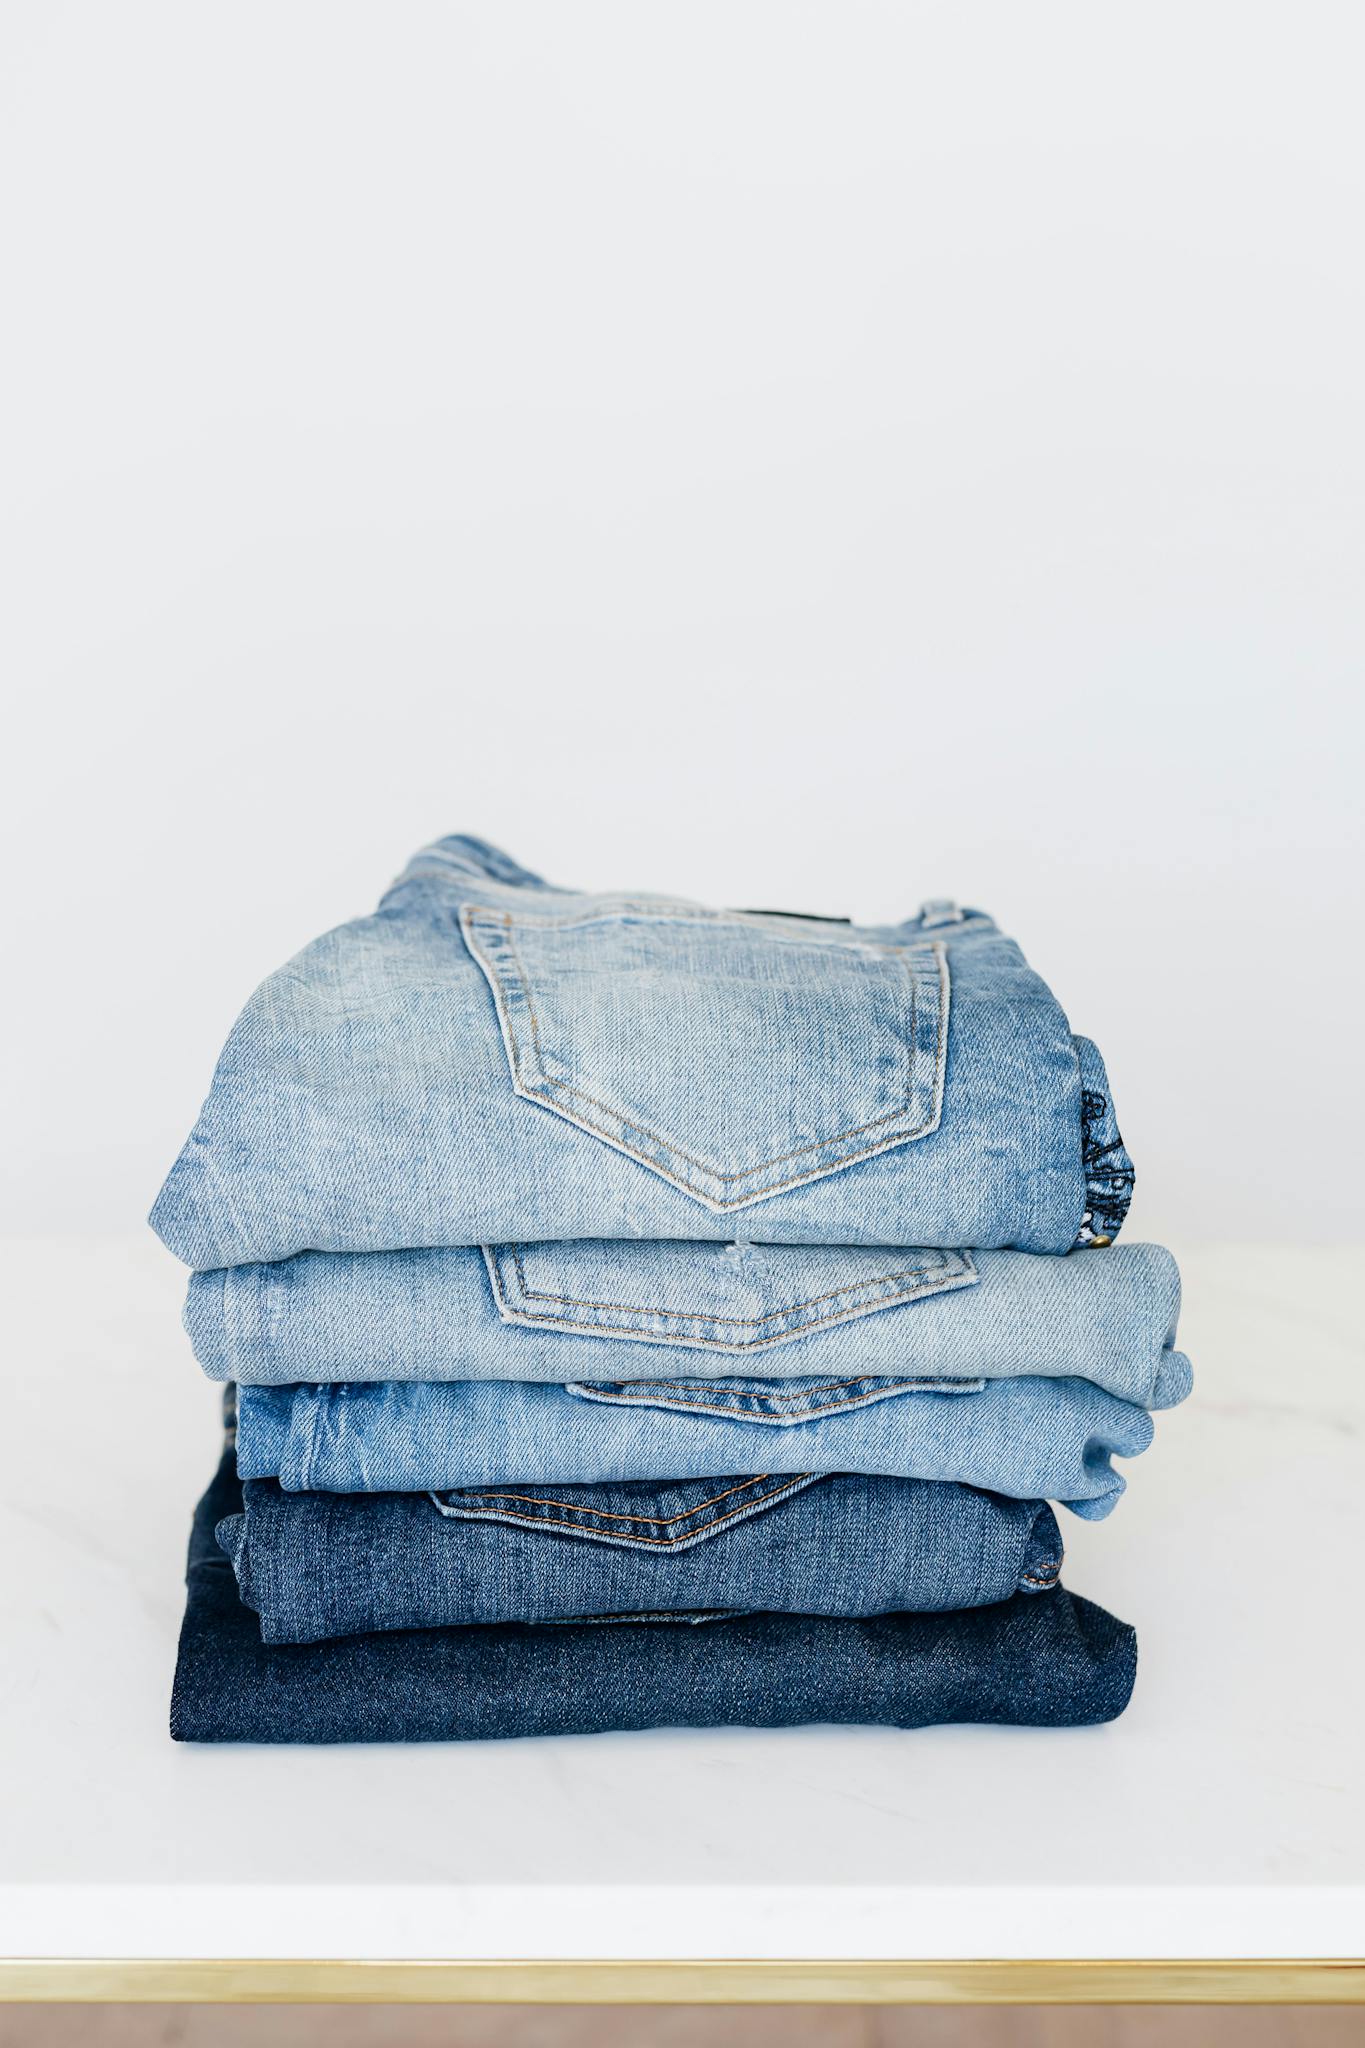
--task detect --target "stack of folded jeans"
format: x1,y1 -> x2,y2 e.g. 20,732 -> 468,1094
154,835 -> 1190,1744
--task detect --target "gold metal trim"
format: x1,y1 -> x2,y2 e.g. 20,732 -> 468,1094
1,1959 -> 1363,2004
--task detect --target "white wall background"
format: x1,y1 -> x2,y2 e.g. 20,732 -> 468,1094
2,1 -> 1362,1245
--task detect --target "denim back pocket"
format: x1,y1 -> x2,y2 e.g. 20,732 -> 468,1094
460,899 -> 950,1210
483,1240 -> 977,1354
430,1471 -> 825,1551
562,1371 -> 984,1426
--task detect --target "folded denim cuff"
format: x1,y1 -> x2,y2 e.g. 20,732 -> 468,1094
182,1266 -> 230,1376
1150,1348 -> 1194,1408
1019,1502 -> 1064,1592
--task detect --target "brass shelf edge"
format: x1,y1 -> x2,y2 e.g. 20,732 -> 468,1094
2,1958 -> 1364,2005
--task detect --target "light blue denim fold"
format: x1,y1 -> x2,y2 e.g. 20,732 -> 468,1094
150,834 -> 1134,1267
234,1368 -> 1164,1517
189,1241 -> 1188,1407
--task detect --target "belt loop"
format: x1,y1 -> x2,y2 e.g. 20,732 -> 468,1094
918,899 -> 965,929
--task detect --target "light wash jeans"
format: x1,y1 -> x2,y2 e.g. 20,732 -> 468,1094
189,1240 -> 1187,1406
235,1367 -> 1165,1517
151,835 -> 1134,1266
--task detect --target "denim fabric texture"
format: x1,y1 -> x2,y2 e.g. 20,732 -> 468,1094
151,834 -> 1134,1267
234,1369 -> 1155,1516
173,1453 -> 1136,1741
187,1240 -> 1187,1404
218,1470 -> 1064,1642
154,835 -> 1179,1744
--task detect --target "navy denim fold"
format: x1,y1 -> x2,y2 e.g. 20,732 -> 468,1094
217,1470 -> 1064,1643
172,1455 -> 1137,1741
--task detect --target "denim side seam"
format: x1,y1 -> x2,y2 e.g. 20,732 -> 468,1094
218,1265 -> 241,1378
301,1384 -> 326,1492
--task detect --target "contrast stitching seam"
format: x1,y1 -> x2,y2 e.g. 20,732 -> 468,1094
469,898 -> 872,934
435,873 -> 994,937
492,1305 -> 945,1350
503,1246 -> 962,1322
583,1374 -> 908,1403
450,1476 -> 778,1521
464,907 -> 947,1187
565,1381 -> 966,1420
532,937 -> 949,1196
443,1474 -> 812,1539
547,1076 -> 923,1176
484,1261 -> 979,1352
446,1499 -> 807,1544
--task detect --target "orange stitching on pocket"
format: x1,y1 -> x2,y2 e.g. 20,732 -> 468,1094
456,1476 -> 774,1523
444,1474 -> 813,1542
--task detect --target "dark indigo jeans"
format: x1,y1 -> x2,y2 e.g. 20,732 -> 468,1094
172,1454 -> 1137,1741
218,1470 -> 1064,1643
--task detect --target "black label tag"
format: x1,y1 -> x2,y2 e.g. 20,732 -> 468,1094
735,908 -> 853,924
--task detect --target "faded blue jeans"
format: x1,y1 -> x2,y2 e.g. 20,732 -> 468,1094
151,834 -> 1134,1265
187,1240 -> 1186,1403
235,1367 -> 1164,1517
218,1470 -> 1064,1641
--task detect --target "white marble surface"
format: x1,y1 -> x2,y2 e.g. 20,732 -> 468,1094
2,1236 -> 1363,1960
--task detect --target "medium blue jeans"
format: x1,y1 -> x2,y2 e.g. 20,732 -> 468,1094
219,1471 -> 1064,1641
187,1240 -> 1187,1404
173,1454 -> 1138,1741
151,834 -> 1134,1266
235,1367 -> 1164,1517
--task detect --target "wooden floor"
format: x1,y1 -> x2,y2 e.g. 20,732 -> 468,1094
2,2009 -> 1363,2045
